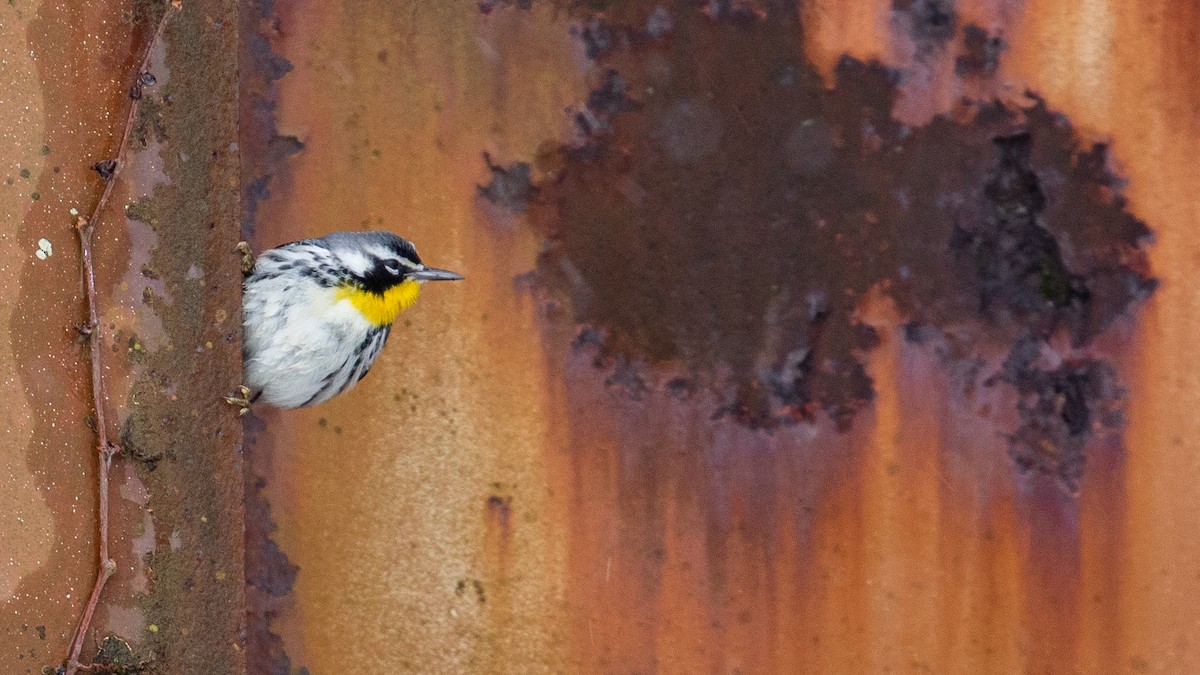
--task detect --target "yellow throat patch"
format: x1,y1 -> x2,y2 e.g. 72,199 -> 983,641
336,280 -> 421,327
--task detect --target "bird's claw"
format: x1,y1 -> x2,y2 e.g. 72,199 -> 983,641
224,385 -> 253,416
236,241 -> 255,276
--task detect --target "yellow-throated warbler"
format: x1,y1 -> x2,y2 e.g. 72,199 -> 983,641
229,231 -> 462,410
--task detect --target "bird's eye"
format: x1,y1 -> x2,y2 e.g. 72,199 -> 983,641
383,260 -> 402,275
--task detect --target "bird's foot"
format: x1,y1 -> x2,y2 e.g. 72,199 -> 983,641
236,241 -> 255,276
224,385 -> 254,416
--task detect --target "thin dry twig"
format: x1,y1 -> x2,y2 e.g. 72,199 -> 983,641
63,5 -> 177,674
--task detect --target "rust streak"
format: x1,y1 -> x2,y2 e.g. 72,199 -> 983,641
237,0 -> 1200,673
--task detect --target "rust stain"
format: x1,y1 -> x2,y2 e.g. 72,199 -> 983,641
244,1 -> 582,673
485,494 -> 514,542
242,1 -> 1200,674
998,0 -> 1200,670
239,1 -> 305,673
531,3 -> 1151,468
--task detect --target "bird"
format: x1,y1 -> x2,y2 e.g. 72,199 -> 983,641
226,231 -> 463,411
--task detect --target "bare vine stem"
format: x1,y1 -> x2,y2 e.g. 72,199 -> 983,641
64,5 -> 177,674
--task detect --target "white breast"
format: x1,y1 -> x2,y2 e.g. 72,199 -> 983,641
242,245 -> 389,408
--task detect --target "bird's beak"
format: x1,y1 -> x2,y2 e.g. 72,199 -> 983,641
412,266 -> 464,282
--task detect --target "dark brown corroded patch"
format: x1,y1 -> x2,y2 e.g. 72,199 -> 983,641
478,0 -> 534,14
242,472 -> 301,675
893,0 -> 958,57
987,338 -> 1125,490
240,0 -> 302,242
245,477 -> 299,599
239,2 -> 304,675
477,152 -> 535,212
525,3 -> 1154,481
956,24 -> 1005,77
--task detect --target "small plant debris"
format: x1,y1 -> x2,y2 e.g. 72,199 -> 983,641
89,634 -> 152,673
92,159 -> 117,180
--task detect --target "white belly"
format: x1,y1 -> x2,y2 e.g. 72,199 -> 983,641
242,274 -> 390,408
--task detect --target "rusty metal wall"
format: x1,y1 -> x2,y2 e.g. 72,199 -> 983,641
1,0 -> 245,673
225,0 -> 1198,674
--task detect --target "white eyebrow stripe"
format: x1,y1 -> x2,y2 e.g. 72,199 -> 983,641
339,249 -> 373,275
369,244 -> 421,269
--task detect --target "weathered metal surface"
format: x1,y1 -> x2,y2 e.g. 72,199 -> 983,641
1,0 -> 245,673
243,1 -> 1200,674
242,3 -> 581,672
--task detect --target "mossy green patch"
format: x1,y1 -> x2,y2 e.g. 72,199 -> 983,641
125,196 -> 158,226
